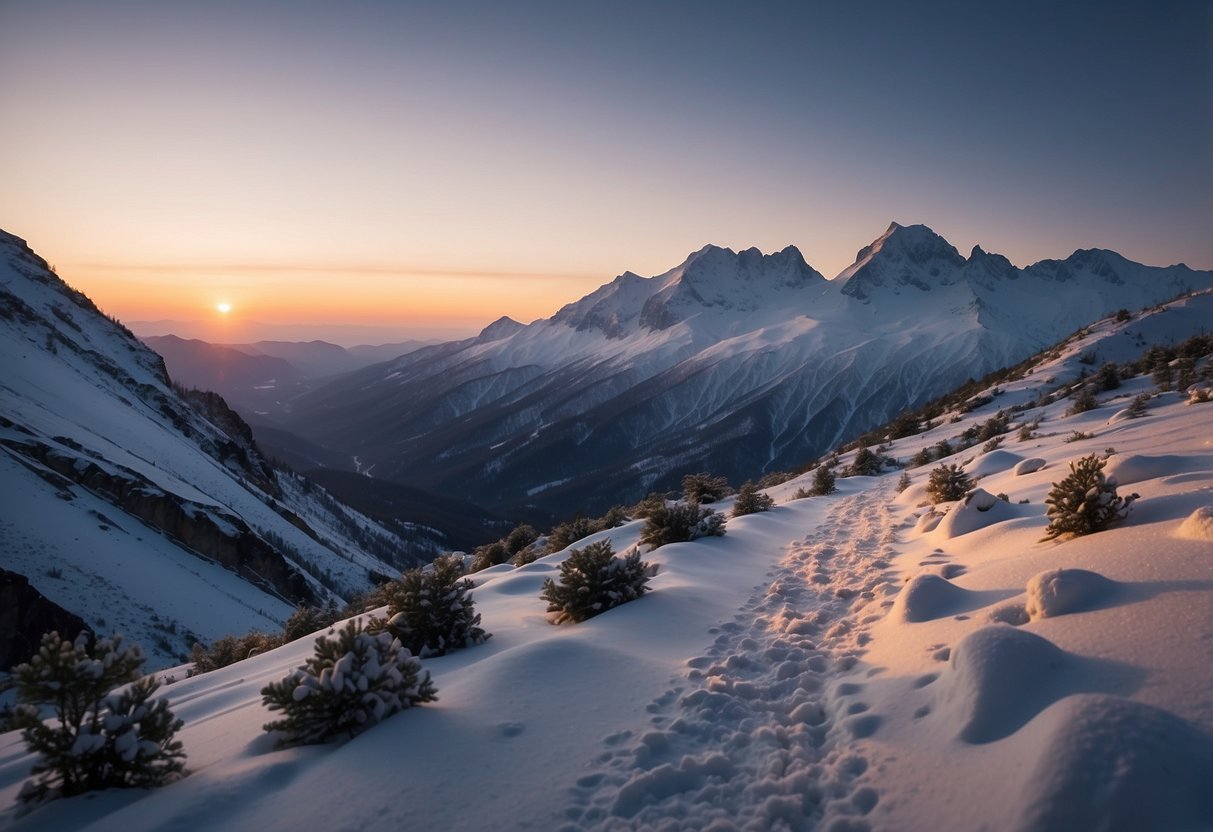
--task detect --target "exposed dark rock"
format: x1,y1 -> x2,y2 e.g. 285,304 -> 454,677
0,568 -> 94,671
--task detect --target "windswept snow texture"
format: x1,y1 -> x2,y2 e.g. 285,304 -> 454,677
3,291 -> 1212,830
283,222 -> 1213,515
0,231 -> 431,668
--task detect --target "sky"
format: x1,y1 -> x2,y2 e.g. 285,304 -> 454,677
1,0 -> 1210,345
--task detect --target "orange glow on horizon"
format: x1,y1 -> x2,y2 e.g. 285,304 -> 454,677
51,257 -> 604,343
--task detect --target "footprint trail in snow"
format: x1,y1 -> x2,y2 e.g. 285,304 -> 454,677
562,484 -> 902,831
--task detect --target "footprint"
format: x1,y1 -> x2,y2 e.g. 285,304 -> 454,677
844,714 -> 882,738
913,672 -> 939,688
989,604 -> 1029,626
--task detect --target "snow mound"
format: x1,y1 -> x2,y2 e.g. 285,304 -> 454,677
1011,694 -> 1213,832
893,573 -> 976,623
965,450 -> 1023,478
933,489 -> 1017,539
913,509 -> 944,534
1177,506 -> 1213,541
1024,569 -> 1116,621
1103,453 -> 1188,485
1014,458 -> 1046,476
936,625 -> 1067,743
1106,407 -> 1139,425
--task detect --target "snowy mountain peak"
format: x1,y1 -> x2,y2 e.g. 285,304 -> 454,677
837,222 -> 966,300
477,315 -> 525,342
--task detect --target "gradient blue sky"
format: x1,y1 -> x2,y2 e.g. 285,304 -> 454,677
1,0 -> 1210,343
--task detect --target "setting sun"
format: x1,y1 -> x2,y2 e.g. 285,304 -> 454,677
216,302 -> 232,314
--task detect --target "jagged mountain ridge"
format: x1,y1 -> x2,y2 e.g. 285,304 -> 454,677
0,230 -> 446,669
284,222 -> 1213,516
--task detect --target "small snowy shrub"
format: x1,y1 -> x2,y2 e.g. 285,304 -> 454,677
1065,385 -> 1098,416
596,505 -> 630,529
639,502 -> 726,549
630,493 -> 670,519
807,465 -> 836,496
1043,454 -> 1137,540
981,436 -> 1004,453
1096,363 -> 1121,391
189,631 -> 281,675
281,605 -> 341,643
384,554 -> 489,658
511,545 -> 542,567
540,540 -> 651,624
926,464 -> 973,503
845,447 -> 882,477
731,481 -> 774,517
469,540 -> 509,573
545,516 -> 599,554
681,472 -> 731,504
11,632 -> 185,805
909,447 -> 933,467
261,620 -> 436,746
1127,393 -> 1151,418
505,523 -> 540,554
896,472 -> 912,493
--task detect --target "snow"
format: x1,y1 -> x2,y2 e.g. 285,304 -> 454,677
1023,568 -> 1116,621
2,238 -> 1213,828
4,338 -> 1211,830
1176,506 -> 1213,541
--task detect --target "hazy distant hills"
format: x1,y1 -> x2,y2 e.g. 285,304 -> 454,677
141,335 -> 433,423
279,222 -> 1213,517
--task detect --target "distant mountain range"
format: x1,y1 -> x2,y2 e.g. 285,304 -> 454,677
269,222 -> 1213,516
140,335 -> 433,422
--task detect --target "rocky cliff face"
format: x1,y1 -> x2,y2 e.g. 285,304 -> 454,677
2,433 -> 316,607
0,568 -> 94,671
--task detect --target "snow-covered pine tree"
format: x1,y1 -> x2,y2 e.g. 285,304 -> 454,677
385,553 -> 490,658
681,472 -> 731,504
261,620 -> 436,746
1042,454 -> 1137,540
544,516 -> 599,554
845,447 -> 882,477
540,540 -> 651,624
731,481 -> 775,516
926,463 -> 973,503
11,632 -> 185,805
807,464 -> 836,496
639,502 -> 726,549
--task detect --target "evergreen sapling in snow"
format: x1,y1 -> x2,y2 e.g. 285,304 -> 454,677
731,481 -> 774,516
926,463 -> 973,503
261,620 -> 436,746
807,464 -> 837,496
639,502 -> 726,549
845,447 -> 882,477
384,553 -> 490,658
540,540 -> 652,624
1042,454 -> 1137,540
11,632 -> 185,805
681,472 -> 731,504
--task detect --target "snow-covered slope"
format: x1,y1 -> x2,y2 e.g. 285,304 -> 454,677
4,293 -> 1210,830
0,231 -> 442,669
285,222 -> 1213,516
